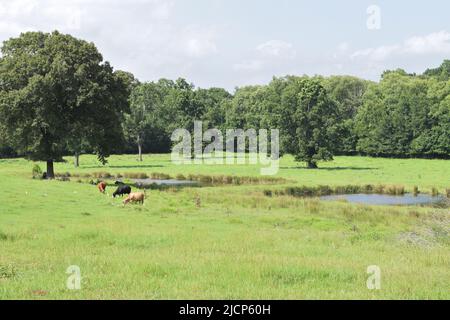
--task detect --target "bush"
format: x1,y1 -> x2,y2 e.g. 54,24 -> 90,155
32,164 -> 42,179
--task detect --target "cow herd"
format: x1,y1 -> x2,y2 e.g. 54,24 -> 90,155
97,181 -> 145,205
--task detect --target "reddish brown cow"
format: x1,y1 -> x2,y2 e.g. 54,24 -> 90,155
97,182 -> 107,193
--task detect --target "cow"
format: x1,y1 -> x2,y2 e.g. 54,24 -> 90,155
123,192 -> 145,205
113,184 -> 132,198
97,181 -> 107,193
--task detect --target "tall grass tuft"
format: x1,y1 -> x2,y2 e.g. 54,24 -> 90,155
151,172 -> 171,180
431,187 -> 439,197
32,164 -> 42,179
92,171 -> 113,179
385,185 -> 405,195
264,184 -> 413,199
123,172 -> 149,179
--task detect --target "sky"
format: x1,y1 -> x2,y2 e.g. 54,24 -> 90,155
0,0 -> 449,91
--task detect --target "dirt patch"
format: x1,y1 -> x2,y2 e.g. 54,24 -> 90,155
31,290 -> 48,296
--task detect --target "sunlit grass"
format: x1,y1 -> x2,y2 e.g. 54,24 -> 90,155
0,154 -> 448,299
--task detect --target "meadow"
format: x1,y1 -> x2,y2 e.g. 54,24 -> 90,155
0,154 -> 449,299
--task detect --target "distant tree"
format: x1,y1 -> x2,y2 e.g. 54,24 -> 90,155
423,60 -> 450,81
194,87 -> 232,130
167,78 -> 203,132
356,72 -> 430,157
320,76 -> 370,154
277,77 -> 338,168
125,82 -> 165,161
0,31 -> 129,178
66,134 -> 90,168
226,85 -> 266,130
411,78 -> 450,157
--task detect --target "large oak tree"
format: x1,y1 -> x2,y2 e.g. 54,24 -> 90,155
0,31 -> 129,177
277,77 -> 338,168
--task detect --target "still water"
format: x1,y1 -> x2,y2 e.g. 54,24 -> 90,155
320,193 -> 445,206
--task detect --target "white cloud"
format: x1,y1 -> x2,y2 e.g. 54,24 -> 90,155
256,40 -> 296,59
233,40 -> 296,73
351,30 -> 450,61
404,30 -> 450,54
182,26 -> 218,58
233,60 -> 264,71
0,0 -> 220,86
0,0 -> 38,17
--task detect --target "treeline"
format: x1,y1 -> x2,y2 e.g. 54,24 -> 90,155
0,31 -> 449,164
121,60 -> 450,160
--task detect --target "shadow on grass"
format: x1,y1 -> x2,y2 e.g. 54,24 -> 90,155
280,166 -> 379,171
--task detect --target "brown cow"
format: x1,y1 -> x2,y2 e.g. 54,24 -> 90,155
97,182 -> 107,193
123,192 -> 145,205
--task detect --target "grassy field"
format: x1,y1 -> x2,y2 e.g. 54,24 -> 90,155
0,154 -> 449,299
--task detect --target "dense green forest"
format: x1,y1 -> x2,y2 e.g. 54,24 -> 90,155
89,61 -> 450,160
0,32 -> 449,168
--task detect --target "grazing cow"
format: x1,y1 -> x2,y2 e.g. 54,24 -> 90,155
113,185 -> 132,198
97,182 -> 107,193
123,192 -> 145,205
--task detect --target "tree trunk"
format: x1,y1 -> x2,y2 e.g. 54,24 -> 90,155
307,160 -> 318,169
46,160 -> 55,179
138,143 -> 143,162
74,153 -> 80,168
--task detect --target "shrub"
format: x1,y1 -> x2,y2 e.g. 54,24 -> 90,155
32,164 -> 42,179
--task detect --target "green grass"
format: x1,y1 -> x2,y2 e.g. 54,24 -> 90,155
0,154 -> 449,299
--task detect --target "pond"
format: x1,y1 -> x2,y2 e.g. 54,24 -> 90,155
320,193 -> 446,206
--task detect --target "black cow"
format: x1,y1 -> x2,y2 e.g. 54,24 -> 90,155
113,185 -> 131,198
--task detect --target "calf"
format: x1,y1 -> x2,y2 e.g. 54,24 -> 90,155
113,185 -> 132,198
123,192 -> 145,205
97,182 -> 107,193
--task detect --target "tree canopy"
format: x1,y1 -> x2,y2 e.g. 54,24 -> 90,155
276,77 -> 338,168
0,31 -> 449,168
0,31 -> 130,177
